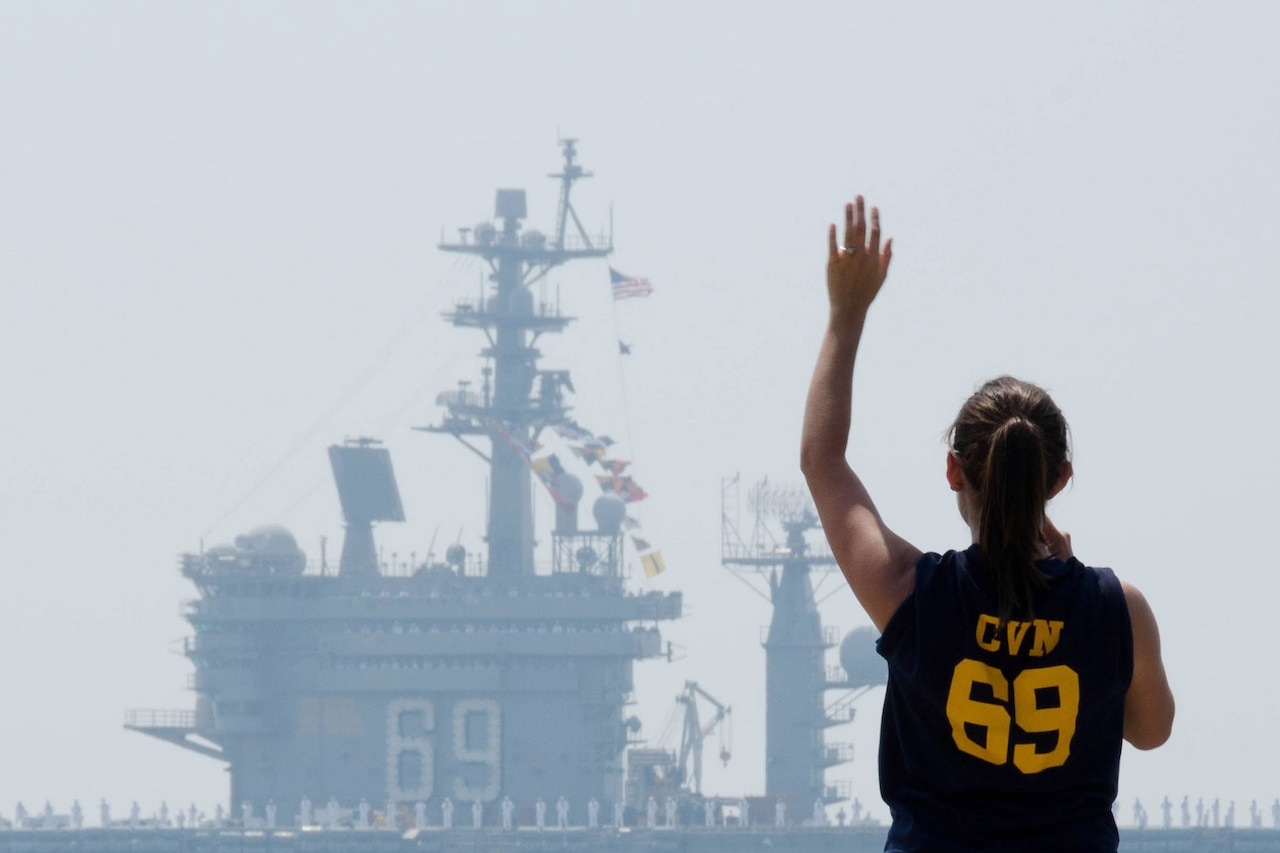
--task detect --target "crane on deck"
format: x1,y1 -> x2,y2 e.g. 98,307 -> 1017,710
675,681 -> 732,795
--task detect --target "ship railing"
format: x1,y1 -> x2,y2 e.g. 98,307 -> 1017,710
124,709 -> 195,730
552,233 -> 613,253
824,703 -> 857,725
445,298 -> 569,321
633,626 -> 663,658
823,780 -> 852,802
440,231 -> 611,254
817,742 -> 854,765
758,624 -> 840,646
827,665 -> 852,685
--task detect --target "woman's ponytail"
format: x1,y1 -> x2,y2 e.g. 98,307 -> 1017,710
949,377 -> 1071,624
978,417 -> 1050,622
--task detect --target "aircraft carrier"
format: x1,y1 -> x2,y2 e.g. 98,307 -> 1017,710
3,142 -> 1276,853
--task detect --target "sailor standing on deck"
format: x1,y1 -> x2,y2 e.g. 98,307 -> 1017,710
71,800 -> 82,830
300,796 -> 312,827
646,796 -> 657,828
613,799 -> 624,828
535,797 -> 546,830
99,799 -> 110,829
665,796 -> 676,827
588,797 -> 599,828
414,801 -> 427,830
472,800 -> 482,829
265,800 -> 277,830
501,796 -> 514,830
705,799 -> 715,827
241,801 -> 252,827
814,798 -> 825,826
775,799 -> 786,827
441,798 -> 453,830
738,797 -> 749,827
556,795 -> 569,829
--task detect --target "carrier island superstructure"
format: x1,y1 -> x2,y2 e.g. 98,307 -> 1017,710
125,141 -> 691,818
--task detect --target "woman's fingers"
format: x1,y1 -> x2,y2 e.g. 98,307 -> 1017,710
1042,517 -> 1073,559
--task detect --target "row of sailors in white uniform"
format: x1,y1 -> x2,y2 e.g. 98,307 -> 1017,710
342,622 -> 638,636
280,794 -> 813,830
1130,797 -> 1280,830
6,796 -> 828,830
357,588 -> 603,601
327,657 -> 585,671
196,621 -> 635,638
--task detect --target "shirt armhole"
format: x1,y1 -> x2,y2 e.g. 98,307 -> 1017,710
876,551 -> 940,660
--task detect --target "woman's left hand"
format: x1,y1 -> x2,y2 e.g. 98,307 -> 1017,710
1042,517 -> 1074,560
827,195 -> 893,316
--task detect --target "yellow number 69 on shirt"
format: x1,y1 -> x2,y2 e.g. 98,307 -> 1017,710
945,658 -> 1080,774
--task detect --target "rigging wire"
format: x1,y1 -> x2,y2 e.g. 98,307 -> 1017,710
268,343 -> 471,525
608,283 -> 641,533
201,297 -> 437,540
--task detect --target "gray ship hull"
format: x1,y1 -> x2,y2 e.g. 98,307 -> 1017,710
3,827 -> 1279,853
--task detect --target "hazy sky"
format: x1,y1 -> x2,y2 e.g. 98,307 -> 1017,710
3,1 -> 1278,823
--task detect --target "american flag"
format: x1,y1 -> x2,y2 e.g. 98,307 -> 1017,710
609,267 -> 654,300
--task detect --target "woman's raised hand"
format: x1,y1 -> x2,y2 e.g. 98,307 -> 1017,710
827,196 -> 893,316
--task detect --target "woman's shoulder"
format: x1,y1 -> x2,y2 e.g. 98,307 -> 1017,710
1058,556 -> 1124,595
914,543 -> 986,589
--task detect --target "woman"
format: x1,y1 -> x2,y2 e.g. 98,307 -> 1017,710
801,198 -> 1174,852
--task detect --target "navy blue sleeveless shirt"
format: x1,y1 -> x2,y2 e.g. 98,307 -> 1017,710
875,545 -> 1132,852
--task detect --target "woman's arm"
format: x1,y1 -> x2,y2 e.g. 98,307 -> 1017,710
1121,582 -> 1175,749
801,198 -> 920,632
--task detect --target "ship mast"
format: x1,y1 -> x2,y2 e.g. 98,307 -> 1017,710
428,140 -> 612,578
721,479 -> 855,807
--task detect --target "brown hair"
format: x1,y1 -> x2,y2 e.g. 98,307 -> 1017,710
948,376 -> 1070,622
